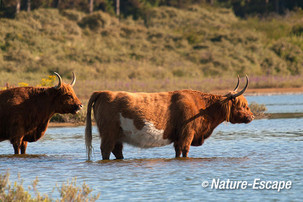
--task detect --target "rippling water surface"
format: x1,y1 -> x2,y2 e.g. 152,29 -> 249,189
0,95 -> 302,201
246,94 -> 303,113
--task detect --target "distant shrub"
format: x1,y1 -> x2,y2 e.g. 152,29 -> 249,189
61,10 -> 84,21
271,40 -> 303,75
172,69 -> 186,77
50,114 -> 66,123
78,11 -> 118,31
291,25 -> 303,36
249,102 -> 267,118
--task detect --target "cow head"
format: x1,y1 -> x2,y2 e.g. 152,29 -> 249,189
53,72 -> 82,114
222,75 -> 254,124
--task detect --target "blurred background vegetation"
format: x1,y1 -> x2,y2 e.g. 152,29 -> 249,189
0,0 -> 302,98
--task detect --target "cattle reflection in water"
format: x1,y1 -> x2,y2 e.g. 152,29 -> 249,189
0,72 -> 82,154
85,76 -> 254,160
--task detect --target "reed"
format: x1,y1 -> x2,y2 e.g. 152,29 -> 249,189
0,171 -> 100,202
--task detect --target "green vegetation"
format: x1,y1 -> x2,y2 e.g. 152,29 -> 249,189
0,171 -> 100,201
0,5 -> 302,99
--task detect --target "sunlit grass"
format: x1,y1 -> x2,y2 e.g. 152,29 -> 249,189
0,7 -> 302,83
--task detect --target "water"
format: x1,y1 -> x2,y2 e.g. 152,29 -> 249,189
0,94 -> 303,201
246,94 -> 303,113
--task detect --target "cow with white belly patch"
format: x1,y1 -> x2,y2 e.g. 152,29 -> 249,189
85,76 -> 254,160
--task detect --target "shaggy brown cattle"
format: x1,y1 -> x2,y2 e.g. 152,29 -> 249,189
85,76 -> 254,160
0,72 -> 82,154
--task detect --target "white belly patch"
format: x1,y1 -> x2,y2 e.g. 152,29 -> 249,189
119,113 -> 171,148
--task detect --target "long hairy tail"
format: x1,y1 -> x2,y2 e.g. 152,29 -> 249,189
85,92 -> 99,161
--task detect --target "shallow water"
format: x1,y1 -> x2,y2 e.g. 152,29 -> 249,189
246,94 -> 303,113
0,95 -> 303,201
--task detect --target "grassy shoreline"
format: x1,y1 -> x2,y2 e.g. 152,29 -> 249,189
72,75 -> 303,99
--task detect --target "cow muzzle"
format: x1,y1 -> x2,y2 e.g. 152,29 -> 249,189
244,115 -> 254,123
73,104 -> 83,114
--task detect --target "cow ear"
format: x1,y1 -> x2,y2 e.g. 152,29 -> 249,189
54,72 -> 62,89
221,94 -> 233,104
222,92 -> 232,100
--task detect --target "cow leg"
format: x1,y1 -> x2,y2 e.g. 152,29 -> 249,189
21,141 -> 28,154
100,138 -> 115,160
174,130 -> 194,158
112,142 -> 124,159
174,144 -> 191,157
174,145 -> 190,157
174,143 -> 182,158
10,127 -> 25,155
101,146 -> 111,160
11,136 -> 24,155
12,140 -> 23,155
182,146 -> 190,157
100,125 -> 122,160
13,144 -> 20,154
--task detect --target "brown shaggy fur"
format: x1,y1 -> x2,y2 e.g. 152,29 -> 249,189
85,89 -> 254,160
0,76 -> 82,154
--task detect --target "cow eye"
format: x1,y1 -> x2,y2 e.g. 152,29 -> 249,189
66,94 -> 73,99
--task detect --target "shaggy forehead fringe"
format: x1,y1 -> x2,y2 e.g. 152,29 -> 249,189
221,96 -> 247,122
234,96 -> 247,107
60,84 -> 73,93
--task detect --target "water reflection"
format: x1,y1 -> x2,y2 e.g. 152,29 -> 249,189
0,154 -> 47,159
94,156 -> 249,165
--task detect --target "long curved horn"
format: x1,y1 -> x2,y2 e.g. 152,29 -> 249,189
233,75 -> 240,92
231,75 -> 249,98
70,72 -> 76,87
54,72 -> 62,89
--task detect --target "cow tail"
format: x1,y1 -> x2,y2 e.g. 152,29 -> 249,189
85,92 -> 99,161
